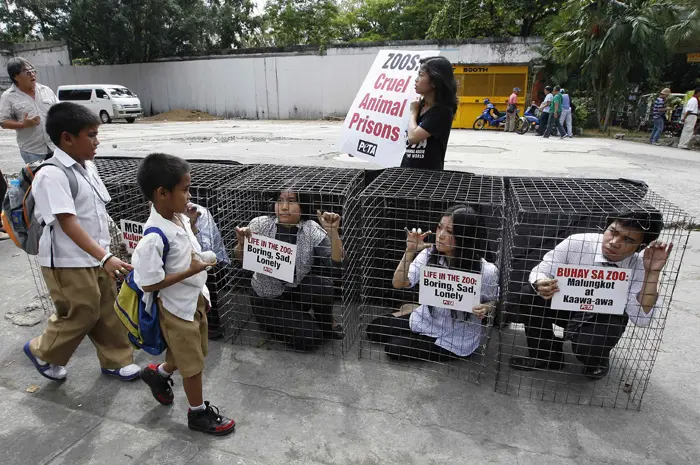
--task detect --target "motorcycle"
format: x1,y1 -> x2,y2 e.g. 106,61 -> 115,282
517,106 -> 540,135
473,107 -> 521,130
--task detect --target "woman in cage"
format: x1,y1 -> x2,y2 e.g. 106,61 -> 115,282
366,205 -> 499,361
234,189 -> 345,351
400,56 -> 458,171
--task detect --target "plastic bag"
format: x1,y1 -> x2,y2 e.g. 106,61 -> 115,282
192,203 -> 230,265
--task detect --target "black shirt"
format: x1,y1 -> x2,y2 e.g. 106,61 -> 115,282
400,103 -> 454,170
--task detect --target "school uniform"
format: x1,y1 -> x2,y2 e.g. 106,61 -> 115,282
29,148 -> 133,369
519,233 -> 655,367
132,207 -> 211,378
366,249 -> 499,360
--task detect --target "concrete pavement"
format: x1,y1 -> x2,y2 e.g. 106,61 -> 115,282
1,121 -> 699,464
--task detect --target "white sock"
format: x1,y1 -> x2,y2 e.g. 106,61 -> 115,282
190,403 -> 206,412
157,364 -> 172,378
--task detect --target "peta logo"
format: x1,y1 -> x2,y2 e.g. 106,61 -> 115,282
580,304 -> 594,311
263,266 -> 273,273
443,300 -> 454,306
357,139 -> 377,156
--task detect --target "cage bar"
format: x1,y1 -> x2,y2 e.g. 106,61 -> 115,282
496,177 -> 692,409
358,168 -> 505,384
215,164 -> 364,356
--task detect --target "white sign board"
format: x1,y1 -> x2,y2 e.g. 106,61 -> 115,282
418,266 -> 482,313
551,265 -> 632,315
120,219 -> 145,254
242,234 -> 297,283
338,49 -> 441,167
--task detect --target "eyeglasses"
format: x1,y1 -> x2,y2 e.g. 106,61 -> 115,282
21,68 -> 36,76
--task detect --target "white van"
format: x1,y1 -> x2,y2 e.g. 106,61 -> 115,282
56,84 -> 143,124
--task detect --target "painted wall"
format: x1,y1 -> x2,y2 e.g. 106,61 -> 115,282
34,38 -> 543,119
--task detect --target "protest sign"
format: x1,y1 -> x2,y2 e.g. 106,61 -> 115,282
551,265 -> 632,315
242,233 -> 297,283
120,219 -> 144,254
418,266 -> 482,313
338,49 -> 441,167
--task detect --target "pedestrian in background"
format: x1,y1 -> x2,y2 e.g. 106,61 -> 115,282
505,87 -> 520,132
536,86 -> 553,136
543,86 -> 566,139
0,57 -> 58,164
678,87 -> 699,150
559,89 -> 574,138
650,88 -> 671,145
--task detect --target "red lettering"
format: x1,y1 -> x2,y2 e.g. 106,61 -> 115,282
263,266 -> 272,273
443,300 -> 454,306
349,112 -> 360,129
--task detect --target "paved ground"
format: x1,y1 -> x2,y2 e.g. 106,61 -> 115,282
1,121 -> 699,464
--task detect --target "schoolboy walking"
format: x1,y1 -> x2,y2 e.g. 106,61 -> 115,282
23,102 -> 140,381
133,153 -> 235,436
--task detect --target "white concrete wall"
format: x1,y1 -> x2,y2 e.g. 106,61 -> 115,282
35,38 -> 542,119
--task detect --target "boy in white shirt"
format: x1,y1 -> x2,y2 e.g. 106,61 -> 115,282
132,153 -> 235,436
509,209 -> 672,379
23,102 -> 140,382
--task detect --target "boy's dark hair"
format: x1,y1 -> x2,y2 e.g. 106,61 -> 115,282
606,207 -> 663,247
137,153 -> 190,201
45,102 -> 101,147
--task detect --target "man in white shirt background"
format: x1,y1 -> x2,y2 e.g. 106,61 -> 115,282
678,87 -> 699,150
536,86 -> 553,136
509,209 -> 673,380
0,57 -> 58,164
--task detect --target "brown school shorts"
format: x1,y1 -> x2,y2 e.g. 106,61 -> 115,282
158,294 -> 208,378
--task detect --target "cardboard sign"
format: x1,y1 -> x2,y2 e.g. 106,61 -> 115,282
338,49 -> 441,167
242,233 -> 297,283
120,219 -> 145,254
418,266 -> 482,313
551,265 -> 632,315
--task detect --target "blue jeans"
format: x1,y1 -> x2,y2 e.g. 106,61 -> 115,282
19,150 -> 51,164
650,118 -> 664,143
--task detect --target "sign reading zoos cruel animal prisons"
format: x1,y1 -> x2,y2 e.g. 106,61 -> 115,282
551,265 -> 632,315
243,234 -> 297,283
338,49 -> 440,167
418,266 -> 482,313
120,219 -> 145,254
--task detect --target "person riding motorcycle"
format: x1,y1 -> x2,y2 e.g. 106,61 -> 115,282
482,98 -> 500,120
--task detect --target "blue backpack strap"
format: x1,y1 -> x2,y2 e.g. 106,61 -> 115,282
143,227 -> 169,264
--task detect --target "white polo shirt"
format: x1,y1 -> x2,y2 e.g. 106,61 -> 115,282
0,83 -> 58,155
132,206 -> 211,321
33,149 -> 112,268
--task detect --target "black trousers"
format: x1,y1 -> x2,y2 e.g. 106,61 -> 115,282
252,275 -> 335,351
518,284 -> 628,367
537,112 -> 549,135
366,314 -> 457,362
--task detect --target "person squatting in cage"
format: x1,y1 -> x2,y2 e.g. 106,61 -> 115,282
509,209 -> 673,380
366,206 -> 499,361
234,189 -> 345,351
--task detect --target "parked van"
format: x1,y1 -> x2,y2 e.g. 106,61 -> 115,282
56,84 -> 143,124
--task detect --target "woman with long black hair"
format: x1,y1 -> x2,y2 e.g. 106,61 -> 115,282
401,56 -> 458,170
365,206 -> 499,361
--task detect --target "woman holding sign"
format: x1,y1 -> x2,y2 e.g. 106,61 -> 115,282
400,56 -> 458,171
234,190 -> 345,351
366,206 -> 499,361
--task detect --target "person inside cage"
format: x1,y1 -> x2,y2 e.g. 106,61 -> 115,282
509,208 -> 673,380
234,189 -> 345,351
365,205 -> 499,361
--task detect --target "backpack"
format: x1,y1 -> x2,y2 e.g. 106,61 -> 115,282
1,158 -> 78,255
114,227 -> 170,355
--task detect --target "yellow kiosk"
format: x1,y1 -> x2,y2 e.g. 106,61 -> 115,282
452,65 -> 529,129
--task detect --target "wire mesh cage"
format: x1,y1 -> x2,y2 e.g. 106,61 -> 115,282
99,159 -> 251,339
496,177 -> 693,409
94,156 -> 141,183
358,168 -> 505,384
215,164 -> 365,356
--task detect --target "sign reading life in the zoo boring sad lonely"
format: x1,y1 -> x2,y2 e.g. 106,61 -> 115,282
243,234 -> 297,283
418,266 -> 482,312
551,264 -> 632,315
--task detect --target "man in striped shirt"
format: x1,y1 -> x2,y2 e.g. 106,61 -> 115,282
650,88 -> 670,145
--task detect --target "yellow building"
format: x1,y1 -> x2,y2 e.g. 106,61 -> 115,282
452,65 -> 530,129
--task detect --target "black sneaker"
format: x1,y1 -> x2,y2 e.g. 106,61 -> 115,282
141,363 -> 174,405
188,402 -> 236,436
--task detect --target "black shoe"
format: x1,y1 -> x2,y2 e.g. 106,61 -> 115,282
141,363 -> 174,405
583,361 -> 610,380
509,356 -> 564,372
188,401 -> 236,436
